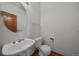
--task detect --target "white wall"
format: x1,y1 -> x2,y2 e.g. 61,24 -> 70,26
29,2 -> 41,39
41,2 -> 79,55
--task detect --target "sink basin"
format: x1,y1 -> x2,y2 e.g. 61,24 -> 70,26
2,38 -> 35,56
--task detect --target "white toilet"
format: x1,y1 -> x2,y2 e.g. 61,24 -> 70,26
34,37 -> 52,56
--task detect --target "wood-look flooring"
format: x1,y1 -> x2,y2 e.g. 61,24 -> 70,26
32,49 -> 64,56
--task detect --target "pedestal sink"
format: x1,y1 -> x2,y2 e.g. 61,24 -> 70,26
2,38 -> 35,56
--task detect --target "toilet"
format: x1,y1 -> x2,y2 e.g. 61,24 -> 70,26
34,37 -> 52,56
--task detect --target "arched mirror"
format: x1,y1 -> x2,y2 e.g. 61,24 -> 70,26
0,11 -> 17,32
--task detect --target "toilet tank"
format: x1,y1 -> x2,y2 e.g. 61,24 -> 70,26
34,37 -> 43,48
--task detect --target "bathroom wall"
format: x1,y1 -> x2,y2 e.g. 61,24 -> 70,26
40,2 -> 79,55
29,2 -> 41,39
0,2 -> 29,55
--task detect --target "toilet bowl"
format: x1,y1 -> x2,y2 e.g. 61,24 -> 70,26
34,37 -> 52,56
